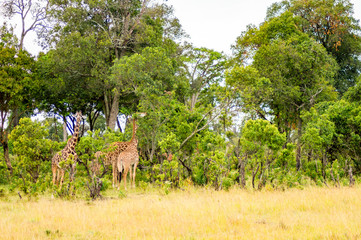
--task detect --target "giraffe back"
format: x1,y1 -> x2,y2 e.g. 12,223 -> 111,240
118,139 -> 139,166
103,141 -> 130,166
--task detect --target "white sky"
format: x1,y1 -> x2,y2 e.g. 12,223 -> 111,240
10,0 -> 361,56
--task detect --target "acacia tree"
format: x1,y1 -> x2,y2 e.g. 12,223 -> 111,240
42,1 -> 185,130
110,46 -> 180,168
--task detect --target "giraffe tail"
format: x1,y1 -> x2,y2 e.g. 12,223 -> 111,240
117,160 -> 123,173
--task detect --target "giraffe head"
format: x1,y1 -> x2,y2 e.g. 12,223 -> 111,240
128,112 -> 146,142
134,112 -> 147,119
132,112 -> 146,131
64,111 -> 82,150
76,111 -> 82,121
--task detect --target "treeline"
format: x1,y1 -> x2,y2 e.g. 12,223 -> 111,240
1,0 -> 361,198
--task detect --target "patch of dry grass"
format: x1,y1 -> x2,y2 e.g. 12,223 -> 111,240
1,186 -> 361,239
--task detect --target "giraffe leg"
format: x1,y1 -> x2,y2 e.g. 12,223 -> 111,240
129,165 -> 133,187
59,169 -> 65,190
132,162 -> 138,188
117,158 -> 124,190
117,158 -> 124,188
112,160 -> 117,188
52,164 -> 57,185
55,169 -> 61,185
122,166 -> 129,191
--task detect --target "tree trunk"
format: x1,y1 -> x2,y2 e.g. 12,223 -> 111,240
3,141 -> 13,175
322,150 -> 327,180
190,92 -> 200,111
105,91 -> 120,130
348,163 -> 355,186
239,156 -> 246,188
234,139 -> 246,188
252,164 -> 260,189
296,118 -> 303,171
13,108 -> 21,128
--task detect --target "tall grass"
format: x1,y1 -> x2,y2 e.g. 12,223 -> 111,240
1,186 -> 361,239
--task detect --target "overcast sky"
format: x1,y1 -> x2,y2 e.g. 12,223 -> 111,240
13,0 -> 361,56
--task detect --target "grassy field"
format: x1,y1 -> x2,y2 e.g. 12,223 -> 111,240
1,186 -> 361,240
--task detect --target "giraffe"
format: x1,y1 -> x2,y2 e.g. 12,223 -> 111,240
94,128 -> 135,187
116,115 -> 145,190
52,111 -> 82,189
95,113 -> 145,187
117,137 -> 139,190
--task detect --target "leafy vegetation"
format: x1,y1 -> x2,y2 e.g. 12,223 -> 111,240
1,0 -> 361,199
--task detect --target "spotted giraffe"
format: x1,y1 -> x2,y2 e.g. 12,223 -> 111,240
94,113 -> 145,187
117,136 -> 139,190
52,111 -> 82,189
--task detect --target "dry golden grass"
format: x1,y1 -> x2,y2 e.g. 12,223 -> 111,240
1,186 -> 361,239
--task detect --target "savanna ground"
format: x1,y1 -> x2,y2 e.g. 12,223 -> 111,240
1,185 -> 361,240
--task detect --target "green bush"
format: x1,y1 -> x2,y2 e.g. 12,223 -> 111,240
9,118 -> 57,195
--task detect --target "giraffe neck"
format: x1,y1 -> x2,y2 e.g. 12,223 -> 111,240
66,112 -> 81,150
129,118 -> 137,143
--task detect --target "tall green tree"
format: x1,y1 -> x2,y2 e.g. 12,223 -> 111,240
229,23 -> 338,169
303,98 -> 361,185
266,0 -> 361,94
302,108 -> 336,181
1,0 -> 50,126
0,25 -> 35,174
35,33 -> 108,134
45,0 -> 183,130
182,47 -> 227,111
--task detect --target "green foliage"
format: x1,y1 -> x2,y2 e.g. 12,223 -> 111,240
9,118 -> 56,193
309,99 -> 361,174
0,148 -> 10,184
266,0 -> 361,94
302,108 -> 335,152
229,28 -> 338,140
153,158 -> 179,188
344,75 -> 361,103
42,116 -> 64,141
35,34 -> 105,116
0,24 -> 35,116
159,132 -> 180,154
190,131 -> 230,190
240,119 -> 287,189
110,47 -> 176,96
241,119 -> 286,152
0,23 -> 18,47
10,118 -> 56,179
